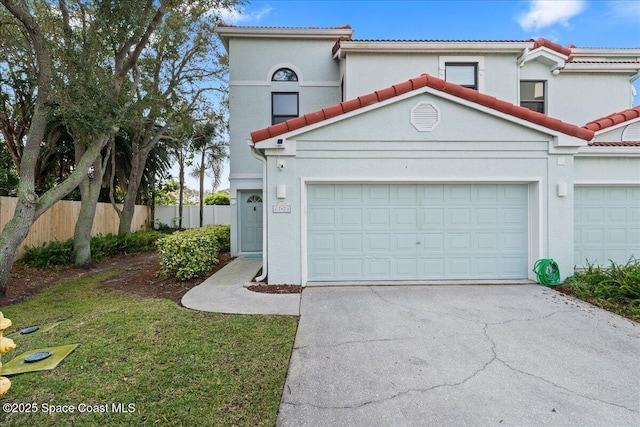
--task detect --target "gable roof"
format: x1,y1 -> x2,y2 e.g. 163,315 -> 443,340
250,73 -> 594,144
583,106 -> 640,132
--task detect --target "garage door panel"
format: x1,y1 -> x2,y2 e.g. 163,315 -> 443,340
366,233 -> 391,251
308,184 -> 529,281
309,208 -> 335,228
367,258 -> 390,278
420,258 -> 445,277
423,208 -> 445,227
393,209 -> 418,227
575,186 -> 640,267
421,232 -> 445,252
338,233 -> 363,252
365,209 -> 391,228
448,209 -> 472,227
392,258 -> 418,278
447,234 -> 472,252
448,258 -> 472,276
393,233 -> 419,251
309,185 -> 335,204
309,259 -> 335,280
476,233 -> 499,251
476,208 -> 499,227
309,233 -> 335,252
394,185 -> 419,203
338,185 -> 363,203
502,232 -> 528,250
338,209 -> 362,228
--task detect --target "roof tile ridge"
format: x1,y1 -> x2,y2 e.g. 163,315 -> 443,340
583,106 -> 640,131
532,37 -> 572,57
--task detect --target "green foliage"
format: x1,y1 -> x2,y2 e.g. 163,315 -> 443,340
204,192 -> 230,205
21,239 -> 74,268
563,258 -> 640,321
21,230 -> 165,268
157,225 -> 230,280
0,143 -> 19,195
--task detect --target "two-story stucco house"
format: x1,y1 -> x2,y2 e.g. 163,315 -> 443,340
216,24 -> 640,286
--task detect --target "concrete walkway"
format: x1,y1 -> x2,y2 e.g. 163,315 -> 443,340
181,256 -> 300,315
278,285 -> 640,426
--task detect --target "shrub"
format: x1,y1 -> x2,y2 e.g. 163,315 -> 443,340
22,230 -> 165,268
565,258 -> 640,301
157,225 -> 230,281
204,192 -> 230,205
22,239 -> 74,268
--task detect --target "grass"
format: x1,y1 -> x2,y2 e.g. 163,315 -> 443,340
562,258 -> 640,322
0,272 -> 298,426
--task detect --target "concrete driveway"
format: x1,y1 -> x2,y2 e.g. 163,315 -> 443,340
277,285 -> 640,426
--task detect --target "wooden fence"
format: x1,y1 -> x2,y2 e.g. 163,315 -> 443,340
0,197 -> 150,259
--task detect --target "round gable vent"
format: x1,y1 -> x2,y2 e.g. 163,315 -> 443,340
411,102 -> 440,132
621,122 -> 640,141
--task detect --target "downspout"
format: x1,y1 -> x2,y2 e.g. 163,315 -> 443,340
250,143 -> 268,282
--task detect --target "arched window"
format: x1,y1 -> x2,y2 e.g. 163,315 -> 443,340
247,195 -> 263,203
272,68 -> 298,82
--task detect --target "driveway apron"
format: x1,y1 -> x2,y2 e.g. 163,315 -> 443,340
277,285 -> 640,426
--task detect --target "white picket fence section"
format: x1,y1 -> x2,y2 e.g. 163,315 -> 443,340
154,205 -> 230,228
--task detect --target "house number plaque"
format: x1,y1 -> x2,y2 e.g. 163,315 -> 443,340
272,201 -> 292,213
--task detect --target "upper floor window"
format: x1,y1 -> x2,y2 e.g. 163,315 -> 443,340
520,81 -> 545,114
272,68 -> 298,82
445,63 -> 478,90
272,92 -> 299,124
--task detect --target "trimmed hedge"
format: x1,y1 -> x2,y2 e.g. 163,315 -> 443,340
157,225 -> 230,281
22,230 -> 165,268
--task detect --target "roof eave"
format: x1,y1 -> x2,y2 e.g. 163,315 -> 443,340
561,63 -> 640,73
335,40 -> 532,59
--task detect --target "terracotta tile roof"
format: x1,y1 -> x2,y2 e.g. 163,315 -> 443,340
583,106 -> 640,132
532,38 -> 572,57
588,141 -> 640,147
250,73 -> 594,143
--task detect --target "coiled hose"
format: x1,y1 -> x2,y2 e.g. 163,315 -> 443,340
533,258 -> 560,286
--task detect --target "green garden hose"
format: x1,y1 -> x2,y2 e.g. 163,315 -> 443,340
533,258 -> 560,286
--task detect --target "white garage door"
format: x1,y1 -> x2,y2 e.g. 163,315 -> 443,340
307,184 -> 529,281
574,185 -> 640,267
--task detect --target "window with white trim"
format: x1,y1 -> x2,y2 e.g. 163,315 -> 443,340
520,81 -> 546,114
445,63 -> 478,89
272,92 -> 299,124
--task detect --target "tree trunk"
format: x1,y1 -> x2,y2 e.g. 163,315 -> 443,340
0,192 -> 38,297
199,149 -> 205,227
73,150 -> 105,268
178,160 -> 184,229
118,146 -> 148,236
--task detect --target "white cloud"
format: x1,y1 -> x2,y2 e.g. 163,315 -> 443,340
607,0 -> 640,20
518,0 -> 586,31
218,6 -> 272,23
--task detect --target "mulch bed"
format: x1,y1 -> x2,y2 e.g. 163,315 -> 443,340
2,251 -> 300,308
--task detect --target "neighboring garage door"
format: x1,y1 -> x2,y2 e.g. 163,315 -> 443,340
307,184 -> 529,281
574,185 -> 640,267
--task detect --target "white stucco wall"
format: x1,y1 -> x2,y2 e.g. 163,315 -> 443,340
226,36 -> 344,254
342,53 -> 518,103
259,92 -> 582,285
520,60 -> 634,126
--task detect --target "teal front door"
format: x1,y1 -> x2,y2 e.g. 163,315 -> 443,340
240,192 -> 263,252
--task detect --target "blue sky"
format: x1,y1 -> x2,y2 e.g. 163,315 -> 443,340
199,0 -> 640,192
224,0 -> 640,48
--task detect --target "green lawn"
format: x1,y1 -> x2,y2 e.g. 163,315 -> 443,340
0,271 -> 298,426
